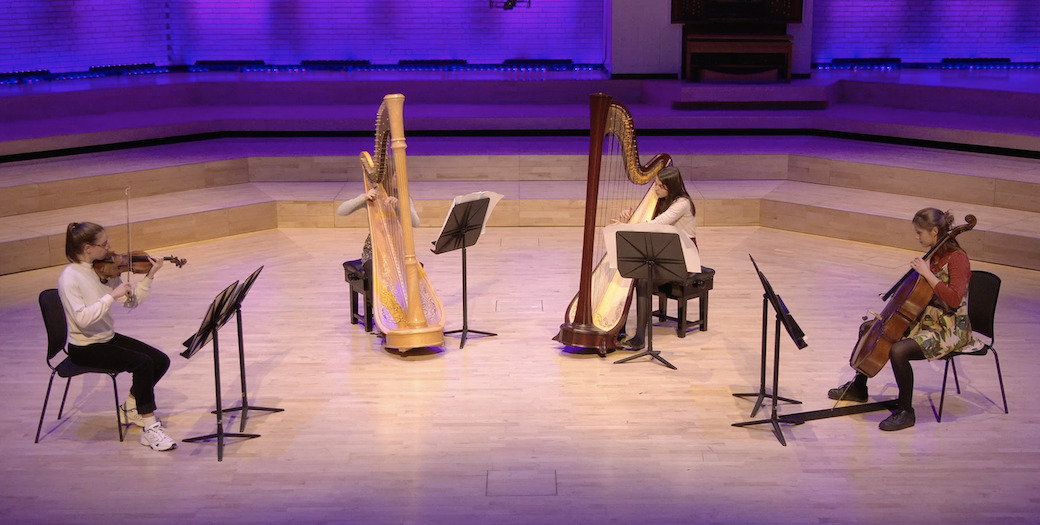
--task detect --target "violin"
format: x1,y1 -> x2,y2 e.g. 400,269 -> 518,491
93,250 -> 187,281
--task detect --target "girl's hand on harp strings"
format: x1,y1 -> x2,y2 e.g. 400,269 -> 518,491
616,207 -> 634,223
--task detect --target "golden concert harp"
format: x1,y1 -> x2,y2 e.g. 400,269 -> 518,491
360,94 -> 445,351
555,93 -> 672,355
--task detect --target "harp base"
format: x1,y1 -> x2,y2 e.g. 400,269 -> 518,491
384,325 -> 445,352
555,323 -> 618,357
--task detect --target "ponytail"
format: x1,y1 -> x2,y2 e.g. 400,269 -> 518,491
913,208 -> 962,256
65,222 -> 104,263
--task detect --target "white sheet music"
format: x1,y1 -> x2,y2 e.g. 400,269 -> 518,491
439,191 -> 504,236
603,222 -> 701,273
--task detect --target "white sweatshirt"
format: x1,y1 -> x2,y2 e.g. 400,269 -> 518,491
650,198 -> 697,239
57,261 -> 153,345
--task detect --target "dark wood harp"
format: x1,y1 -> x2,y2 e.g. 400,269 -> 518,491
359,94 -> 445,351
555,93 -> 673,355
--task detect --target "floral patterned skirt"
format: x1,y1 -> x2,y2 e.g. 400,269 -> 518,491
907,305 -> 979,360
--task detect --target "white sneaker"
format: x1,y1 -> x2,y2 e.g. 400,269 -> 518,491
119,402 -> 145,427
140,422 -> 176,451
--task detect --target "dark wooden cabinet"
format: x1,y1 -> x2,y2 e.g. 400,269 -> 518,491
685,33 -> 792,82
672,0 -> 802,83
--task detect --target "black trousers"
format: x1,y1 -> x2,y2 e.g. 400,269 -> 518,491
630,279 -> 667,342
68,333 -> 170,414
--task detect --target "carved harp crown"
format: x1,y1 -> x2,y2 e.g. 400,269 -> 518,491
359,94 -> 445,351
555,93 -> 672,353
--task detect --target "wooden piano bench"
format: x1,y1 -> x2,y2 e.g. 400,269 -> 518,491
343,259 -> 374,332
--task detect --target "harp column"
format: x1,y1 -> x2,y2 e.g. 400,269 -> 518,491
383,94 -> 442,348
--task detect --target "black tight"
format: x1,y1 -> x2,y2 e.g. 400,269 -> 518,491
853,321 -> 927,410
889,339 -> 926,410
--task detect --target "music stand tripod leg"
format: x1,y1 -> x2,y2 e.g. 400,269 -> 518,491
732,318 -> 792,446
210,310 -> 284,433
443,245 -> 497,348
614,278 -> 677,370
182,331 -> 260,461
733,297 -> 800,417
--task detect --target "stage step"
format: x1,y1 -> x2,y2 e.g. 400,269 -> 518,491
4,135 -> 1038,214
3,75 -> 1040,160
1,174 -> 1037,275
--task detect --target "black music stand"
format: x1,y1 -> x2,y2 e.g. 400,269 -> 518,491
611,229 -> 691,370
180,281 -> 259,461
209,266 -> 283,432
732,255 -> 806,446
433,196 -> 497,348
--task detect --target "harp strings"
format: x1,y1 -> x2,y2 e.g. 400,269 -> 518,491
381,139 -> 408,302
590,108 -> 645,302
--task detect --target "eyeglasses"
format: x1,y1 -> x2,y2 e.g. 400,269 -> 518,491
92,238 -> 111,249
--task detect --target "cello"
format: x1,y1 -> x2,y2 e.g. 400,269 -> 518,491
849,214 -> 976,377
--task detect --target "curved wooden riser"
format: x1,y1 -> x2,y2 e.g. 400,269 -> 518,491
385,326 -> 445,351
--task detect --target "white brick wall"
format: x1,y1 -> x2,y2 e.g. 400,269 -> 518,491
0,0 -> 168,73
813,0 -> 1040,62
2,1 -> 1037,75
1,1 -> 604,74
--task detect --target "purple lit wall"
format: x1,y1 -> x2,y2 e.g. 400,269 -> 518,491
1,1 -> 1038,75
0,1 -> 604,74
167,2 -> 603,67
1,1 -> 168,73
813,0 -> 1040,63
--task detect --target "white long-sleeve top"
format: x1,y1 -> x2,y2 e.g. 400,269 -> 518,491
650,198 -> 697,239
337,192 -> 420,226
57,261 -> 153,345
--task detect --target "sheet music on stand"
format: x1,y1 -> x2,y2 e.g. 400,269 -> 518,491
602,223 -> 699,370
731,254 -> 806,446
435,191 -> 503,246
209,267 -> 283,430
179,271 -> 278,461
181,281 -> 239,360
603,222 -> 701,274
433,191 -> 504,348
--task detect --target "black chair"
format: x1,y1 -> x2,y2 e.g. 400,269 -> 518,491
35,289 -> 126,443
343,259 -> 373,332
653,266 -> 715,337
936,270 -> 1008,422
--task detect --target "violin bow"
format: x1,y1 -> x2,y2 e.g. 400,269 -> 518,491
124,187 -> 135,307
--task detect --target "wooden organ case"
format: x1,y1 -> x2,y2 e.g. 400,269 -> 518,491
672,0 -> 803,82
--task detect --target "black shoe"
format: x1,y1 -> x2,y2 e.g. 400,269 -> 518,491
827,380 -> 868,403
618,338 -> 645,351
879,408 -> 916,431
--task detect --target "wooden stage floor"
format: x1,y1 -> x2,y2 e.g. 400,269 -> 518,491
1,225 -> 1038,524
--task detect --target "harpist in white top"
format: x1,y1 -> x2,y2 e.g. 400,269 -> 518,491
651,194 -> 697,242
618,165 -> 699,350
620,166 -> 697,244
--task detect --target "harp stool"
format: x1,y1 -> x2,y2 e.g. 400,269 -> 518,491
343,259 -> 373,332
653,266 -> 715,337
